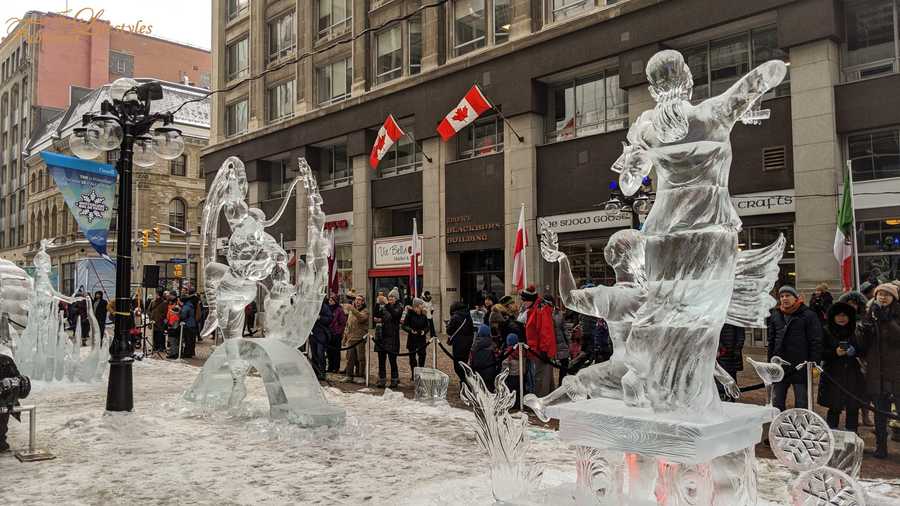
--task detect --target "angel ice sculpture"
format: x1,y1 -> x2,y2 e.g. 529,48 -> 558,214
12,240 -> 107,382
184,157 -> 345,427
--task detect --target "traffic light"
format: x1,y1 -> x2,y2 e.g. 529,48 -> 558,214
141,229 -> 149,248
152,226 -> 161,244
173,264 -> 183,278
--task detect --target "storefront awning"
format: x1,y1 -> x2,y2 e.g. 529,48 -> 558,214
368,267 -> 413,278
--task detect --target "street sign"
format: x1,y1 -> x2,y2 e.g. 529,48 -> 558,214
169,258 -> 186,264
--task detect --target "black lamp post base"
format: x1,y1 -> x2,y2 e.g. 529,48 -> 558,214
106,355 -> 134,412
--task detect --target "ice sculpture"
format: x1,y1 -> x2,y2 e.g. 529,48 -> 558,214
184,157 -> 345,427
829,430 -> 864,479
532,50 -> 788,506
12,240 -> 107,383
459,362 -> 542,502
746,356 -> 791,408
0,259 -> 31,350
413,366 -> 449,404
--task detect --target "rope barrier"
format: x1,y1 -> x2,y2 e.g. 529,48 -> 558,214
7,318 -> 25,329
739,382 -> 765,393
815,364 -> 900,421
373,336 -> 433,357
308,334 -> 369,352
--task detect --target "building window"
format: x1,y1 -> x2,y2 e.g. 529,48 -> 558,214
267,10 -> 296,63
62,262 -> 75,296
377,125 -> 422,178
546,69 -> 627,143
169,198 -> 186,232
227,0 -> 249,20
409,15 -> 423,75
267,80 -> 295,123
683,26 -> 790,101
333,244 -> 353,295
549,0 -> 591,22
109,51 -> 133,77
738,223 -> 796,287
458,114 -> 503,159
267,159 -> 294,199
375,24 -> 403,85
316,58 -> 352,106
452,0 -> 509,57
170,154 -> 187,176
858,217 -> 900,283
843,0 -> 898,81
559,240 -> 615,287
318,0 -> 352,40
315,141 -> 351,188
226,37 -> 250,81
848,127 -> 900,182
225,98 -> 248,136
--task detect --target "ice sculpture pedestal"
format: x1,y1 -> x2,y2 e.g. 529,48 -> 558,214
547,398 -> 777,505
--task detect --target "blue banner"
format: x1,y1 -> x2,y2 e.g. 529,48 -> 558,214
41,152 -> 117,258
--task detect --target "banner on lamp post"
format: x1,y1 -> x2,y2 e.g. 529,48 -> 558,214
41,152 -> 117,259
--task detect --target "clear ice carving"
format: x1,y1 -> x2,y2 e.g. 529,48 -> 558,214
828,430 -> 864,479
459,362 -> 542,502
608,49 -> 787,416
790,467 -> 866,506
413,366 -> 449,404
184,157 -> 345,427
0,258 -> 31,351
769,408 -> 835,472
11,240 -> 107,383
746,356 -> 791,409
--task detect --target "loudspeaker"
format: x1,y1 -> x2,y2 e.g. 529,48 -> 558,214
142,265 -> 160,288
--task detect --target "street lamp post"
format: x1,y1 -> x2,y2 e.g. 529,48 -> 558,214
69,78 -> 185,412
155,223 -> 191,289
600,176 -> 656,230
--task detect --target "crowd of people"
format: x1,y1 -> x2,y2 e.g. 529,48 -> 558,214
146,287 -> 204,359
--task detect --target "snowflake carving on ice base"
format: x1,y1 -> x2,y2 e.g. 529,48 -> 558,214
770,408 -> 835,472
74,188 -> 108,223
790,467 -> 866,506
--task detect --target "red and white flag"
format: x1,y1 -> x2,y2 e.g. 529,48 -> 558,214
437,85 -> 492,142
833,172 -> 854,291
327,231 -> 339,294
513,204 -> 528,291
409,219 -> 420,298
370,114 -> 406,169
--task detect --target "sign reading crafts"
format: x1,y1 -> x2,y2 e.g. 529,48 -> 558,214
541,189 -> 796,234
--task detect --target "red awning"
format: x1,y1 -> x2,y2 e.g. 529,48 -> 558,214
368,267 -> 414,278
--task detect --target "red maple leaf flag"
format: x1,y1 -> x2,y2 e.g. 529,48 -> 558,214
437,85 -> 492,142
370,114 -> 406,169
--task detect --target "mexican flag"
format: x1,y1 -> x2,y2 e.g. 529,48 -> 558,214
833,175 -> 854,292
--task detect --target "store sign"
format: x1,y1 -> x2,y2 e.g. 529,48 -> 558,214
373,235 -> 424,268
731,190 -> 795,217
539,209 -> 631,234
446,215 -> 503,245
325,212 -> 353,244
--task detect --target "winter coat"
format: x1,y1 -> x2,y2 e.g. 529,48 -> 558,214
766,304 -> 823,384
469,333 -> 498,388
857,300 -> 900,396
552,309 -> 570,360
179,297 -> 198,329
373,302 -> 402,354
310,301 -> 334,348
717,324 -> 746,373
809,291 -> 834,323
592,319 -> 612,361
148,297 -> 167,326
403,310 -> 430,338
579,314 -> 598,355
342,304 -> 369,347
329,303 -> 348,340
93,297 -> 108,325
525,301 -> 558,359
0,354 -> 29,421
817,303 -> 865,410
447,302 -> 475,361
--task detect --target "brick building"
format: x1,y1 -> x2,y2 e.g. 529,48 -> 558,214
202,0 -> 900,326
0,10 -> 211,265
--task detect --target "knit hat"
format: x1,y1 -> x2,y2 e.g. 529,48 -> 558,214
506,333 -> 519,347
412,297 -> 425,307
778,285 -> 799,298
476,324 -> 492,337
388,288 -> 400,299
542,293 -> 555,305
874,283 -> 899,300
498,295 -> 515,306
519,285 -> 538,302
860,281 -> 875,295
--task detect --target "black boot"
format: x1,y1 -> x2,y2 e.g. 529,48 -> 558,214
390,378 -> 399,388
376,379 -> 386,388
874,430 -> 889,459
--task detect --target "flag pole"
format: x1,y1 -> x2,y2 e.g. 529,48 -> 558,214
493,106 -> 525,143
406,131 -> 433,163
846,160 -> 862,291
521,202 -> 527,289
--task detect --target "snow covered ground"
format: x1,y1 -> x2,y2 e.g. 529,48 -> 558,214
2,358 -> 898,505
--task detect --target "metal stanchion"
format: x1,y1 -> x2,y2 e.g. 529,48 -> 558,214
518,342 -> 525,412
807,361 -> 814,410
365,331 -> 371,388
431,336 -> 437,369
177,322 -> 184,361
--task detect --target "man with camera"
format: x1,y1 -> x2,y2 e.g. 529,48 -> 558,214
0,348 -> 31,452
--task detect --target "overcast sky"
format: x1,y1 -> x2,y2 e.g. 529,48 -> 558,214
0,0 -> 211,50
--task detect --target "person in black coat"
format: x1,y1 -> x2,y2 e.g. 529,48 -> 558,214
809,283 -> 834,324
0,352 -> 31,452
373,289 -> 403,388
402,298 -> 431,380
766,285 -> 823,411
817,302 -> 865,433
309,297 -> 333,380
469,324 -> 499,391
446,301 -> 475,387
92,291 -> 108,340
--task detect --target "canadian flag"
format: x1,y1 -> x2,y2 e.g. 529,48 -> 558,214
370,114 -> 405,169
437,85 -> 492,142
513,204 -> 528,291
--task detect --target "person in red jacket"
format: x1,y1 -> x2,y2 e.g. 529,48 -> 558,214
519,285 -> 557,396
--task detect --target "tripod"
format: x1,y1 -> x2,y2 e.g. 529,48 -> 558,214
140,320 -> 165,359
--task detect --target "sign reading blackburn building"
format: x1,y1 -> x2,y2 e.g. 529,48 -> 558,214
41,152 -> 117,258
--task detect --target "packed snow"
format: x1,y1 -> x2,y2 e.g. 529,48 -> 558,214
2,358 -> 898,505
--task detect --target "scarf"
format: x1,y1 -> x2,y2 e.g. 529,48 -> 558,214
780,298 -> 804,315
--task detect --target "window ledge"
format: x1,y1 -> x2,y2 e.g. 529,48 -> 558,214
225,11 -> 250,29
